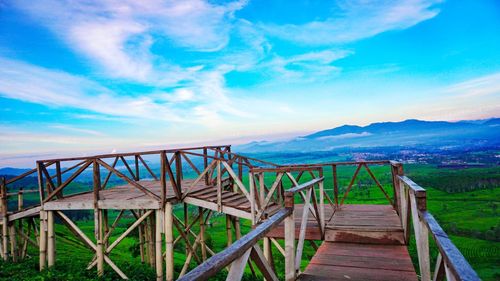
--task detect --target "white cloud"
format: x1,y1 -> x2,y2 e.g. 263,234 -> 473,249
0,57 -> 183,122
0,57 -> 252,127
13,0 -> 247,82
260,0 -> 441,45
445,72 -> 500,98
316,132 -> 372,140
50,125 -> 105,137
264,49 -> 352,80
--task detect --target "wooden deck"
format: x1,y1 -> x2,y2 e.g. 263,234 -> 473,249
298,242 -> 418,281
266,204 -> 404,244
42,179 -> 280,220
184,187 -> 281,220
44,179 -> 207,210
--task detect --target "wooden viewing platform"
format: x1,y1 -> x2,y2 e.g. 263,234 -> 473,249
0,145 -> 480,281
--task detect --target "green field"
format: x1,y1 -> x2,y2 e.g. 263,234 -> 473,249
0,164 -> 498,280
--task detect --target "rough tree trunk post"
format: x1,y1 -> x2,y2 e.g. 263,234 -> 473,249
155,210 -> 163,281
47,211 -> 55,267
165,202 -> 174,281
39,210 -> 47,270
284,194 -> 295,281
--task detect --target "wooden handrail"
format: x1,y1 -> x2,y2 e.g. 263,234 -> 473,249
285,177 -> 324,195
398,175 -> 480,281
420,211 -> 480,281
178,208 -> 291,281
36,145 -> 231,163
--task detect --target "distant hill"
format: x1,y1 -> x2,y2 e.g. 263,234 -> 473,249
0,167 -> 33,176
236,118 -> 500,153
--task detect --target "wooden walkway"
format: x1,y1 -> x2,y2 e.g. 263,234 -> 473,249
266,204 -> 404,244
298,242 -> 418,281
43,179 -> 281,220
294,204 -> 417,280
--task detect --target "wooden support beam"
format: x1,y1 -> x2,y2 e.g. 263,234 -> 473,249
9,223 -> 17,262
284,209 -> 295,281
410,192 -> 430,281
155,210 -> 163,281
47,211 -> 55,267
1,177 -> 7,261
55,211 -> 128,279
165,202 -> 174,281
39,210 -> 47,270
226,215 -> 232,247
226,248 -> 251,280
251,244 -> 279,281
199,207 -> 207,261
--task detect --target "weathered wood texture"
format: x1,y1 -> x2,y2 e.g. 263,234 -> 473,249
266,204 -> 404,244
177,208 -> 291,281
298,242 -> 418,281
43,179 -> 206,210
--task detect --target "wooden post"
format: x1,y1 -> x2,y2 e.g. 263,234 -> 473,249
216,161 -> 222,212
36,162 -> 45,202
103,210 -> 109,249
93,160 -> 104,276
18,191 -> 23,211
249,173 -> 256,225
155,210 -> 163,281
226,215 -> 232,247
135,155 -> 140,181
47,211 -> 55,267
391,162 -> 404,214
139,221 -> 145,263
203,148 -> 208,185
259,172 -> 265,208
284,194 -> 295,281
9,223 -> 17,262
39,210 -> 47,270
399,179 -> 410,244
55,161 -> 62,197
410,192 -> 431,281
165,202 -> 174,281
148,214 -> 156,267
1,177 -> 8,261
332,165 -> 338,207
199,207 -> 207,261
319,173 -> 325,239
263,237 -> 271,281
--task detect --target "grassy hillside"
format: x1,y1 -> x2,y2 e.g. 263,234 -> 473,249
0,164 -> 498,280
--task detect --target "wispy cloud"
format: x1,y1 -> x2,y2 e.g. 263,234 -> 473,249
260,0 -> 441,45
264,49 -> 352,80
444,72 -> 500,98
50,124 -> 105,137
13,0 -> 247,83
0,57 -> 252,126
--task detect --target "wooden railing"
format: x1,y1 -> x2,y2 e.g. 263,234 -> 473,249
396,171 -> 480,281
178,177 -> 323,281
177,208 -> 292,281
274,160 -> 396,209
249,166 -> 325,227
282,177 -> 325,280
35,145 -> 280,207
0,169 -> 40,261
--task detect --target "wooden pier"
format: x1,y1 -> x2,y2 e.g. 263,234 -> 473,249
0,145 -> 480,281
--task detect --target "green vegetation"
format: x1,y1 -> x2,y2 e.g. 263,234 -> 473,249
0,164 -> 498,280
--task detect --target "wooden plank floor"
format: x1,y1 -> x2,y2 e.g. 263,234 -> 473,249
42,179 -> 272,219
326,204 -> 405,244
266,204 -> 403,244
266,204 -> 334,240
44,179 -> 208,210
298,242 -> 418,281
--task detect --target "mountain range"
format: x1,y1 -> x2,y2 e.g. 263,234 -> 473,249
236,118 -> 500,153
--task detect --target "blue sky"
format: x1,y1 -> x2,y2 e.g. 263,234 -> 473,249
0,0 -> 499,166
